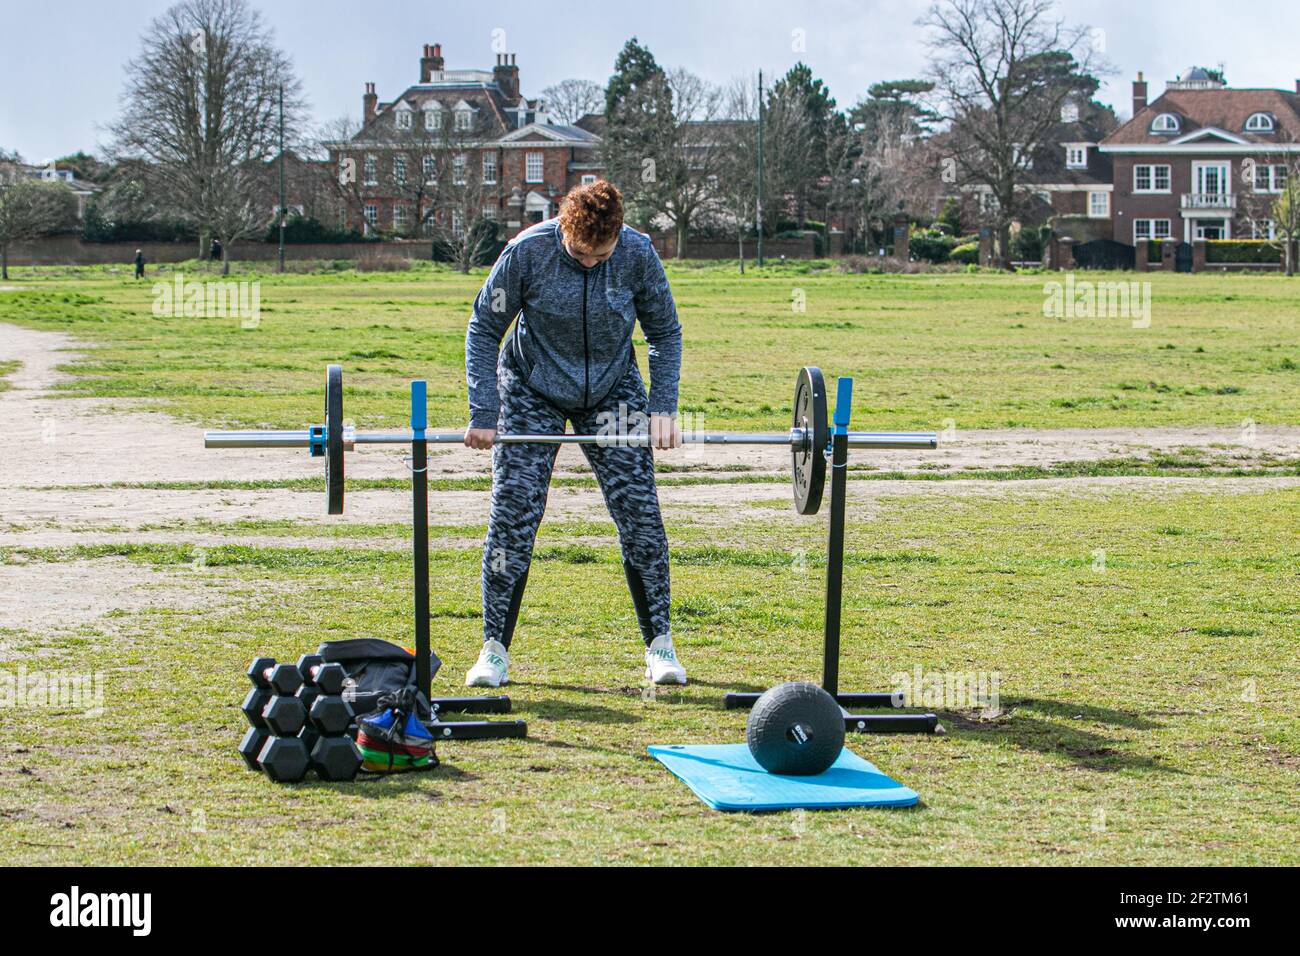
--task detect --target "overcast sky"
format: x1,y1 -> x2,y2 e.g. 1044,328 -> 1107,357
3,0 -> 1297,162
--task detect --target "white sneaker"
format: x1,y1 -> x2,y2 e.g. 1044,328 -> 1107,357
466,640 -> 509,687
645,634 -> 687,685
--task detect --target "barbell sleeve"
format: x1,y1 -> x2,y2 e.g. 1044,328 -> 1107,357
204,429 -> 938,450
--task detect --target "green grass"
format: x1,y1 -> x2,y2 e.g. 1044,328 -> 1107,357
0,360 -> 18,392
0,264 -> 1297,430
0,263 -> 1296,865
1,486 -> 1297,865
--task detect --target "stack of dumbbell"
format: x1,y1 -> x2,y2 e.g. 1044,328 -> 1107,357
238,654 -> 363,783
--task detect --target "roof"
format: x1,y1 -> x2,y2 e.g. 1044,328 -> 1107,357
1103,87 -> 1300,147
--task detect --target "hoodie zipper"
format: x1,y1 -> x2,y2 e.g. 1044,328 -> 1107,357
581,271 -> 590,407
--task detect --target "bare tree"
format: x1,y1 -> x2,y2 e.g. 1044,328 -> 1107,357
921,0 -> 1106,268
0,173 -> 80,279
1240,147 -> 1300,277
711,77 -> 761,270
109,0 -> 304,273
540,79 -> 605,125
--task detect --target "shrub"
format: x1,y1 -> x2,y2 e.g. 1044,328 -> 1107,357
1205,240 -> 1282,264
950,241 -> 979,265
264,216 -> 370,245
909,228 -> 958,263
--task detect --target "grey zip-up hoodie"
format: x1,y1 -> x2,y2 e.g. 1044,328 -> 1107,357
465,220 -> 682,429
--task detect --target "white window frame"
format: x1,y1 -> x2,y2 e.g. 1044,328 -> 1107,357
482,204 -> 498,221
393,155 -> 407,185
1251,219 -> 1276,240
525,152 -> 544,183
481,152 -> 498,185
1254,163 -> 1287,193
1133,218 -> 1172,242
1066,145 -> 1087,169
1193,160 -> 1231,197
452,209 -> 465,239
453,153 -> 467,185
1151,113 -> 1181,133
424,107 -> 442,131
1088,191 -> 1110,218
1134,164 -> 1171,193
363,155 -> 378,186
395,110 -> 412,131
580,174 -> 597,185
363,203 -> 378,228
1245,112 -> 1274,132
454,108 -> 473,132
423,155 -> 437,184
393,204 -> 409,230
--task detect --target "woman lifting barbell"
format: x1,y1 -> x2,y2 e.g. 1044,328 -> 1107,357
462,180 -> 686,688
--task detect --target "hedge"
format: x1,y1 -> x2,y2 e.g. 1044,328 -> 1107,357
1205,240 -> 1282,264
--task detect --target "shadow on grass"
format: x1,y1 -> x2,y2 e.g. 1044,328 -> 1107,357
936,697 -> 1178,775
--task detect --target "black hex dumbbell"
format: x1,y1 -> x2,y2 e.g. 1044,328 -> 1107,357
257,735 -> 309,783
248,658 -> 303,697
307,693 -> 354,736
295,654 -> 326,713
239,727 -> 269,771
311,736 -> 363,782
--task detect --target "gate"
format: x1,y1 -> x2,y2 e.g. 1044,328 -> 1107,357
1072,239 -> 1136,270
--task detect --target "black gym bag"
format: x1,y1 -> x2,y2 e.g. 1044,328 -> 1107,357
315,638 -> 441,718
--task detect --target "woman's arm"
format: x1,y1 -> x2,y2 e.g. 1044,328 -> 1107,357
465,244 -> 525,433
634,245 -> 683,418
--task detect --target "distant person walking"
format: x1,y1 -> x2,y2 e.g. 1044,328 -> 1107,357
210,238 -> 222,262
134,249 -> 145,280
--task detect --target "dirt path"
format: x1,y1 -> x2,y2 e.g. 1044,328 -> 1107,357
2,322 -> 1297,636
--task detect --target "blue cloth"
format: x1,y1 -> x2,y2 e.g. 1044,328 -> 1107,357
465,220 -> 682,428
648,744 -> 920,812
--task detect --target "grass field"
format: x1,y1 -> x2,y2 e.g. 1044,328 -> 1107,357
0,261 -> 1296,865
1,261 -> 1297,431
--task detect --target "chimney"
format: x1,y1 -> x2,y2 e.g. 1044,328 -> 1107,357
1132,71 -> 1148,116
363,82 -> 377,123
420,43 -> 445,83
494,52 -> 520,101
1295,79 -> 1300,94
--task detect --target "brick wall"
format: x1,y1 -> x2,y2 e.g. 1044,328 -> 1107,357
5,236 -> 438,266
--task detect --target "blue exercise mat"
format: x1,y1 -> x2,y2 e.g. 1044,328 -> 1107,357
648,743 -> 919,812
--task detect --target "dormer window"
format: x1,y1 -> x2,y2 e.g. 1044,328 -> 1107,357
1245,112 -> 1275,132
1060,101 -> 1079,123
1151,113 -> 1181,133
1066,145 -> 1088,168
423,102 -> 443,131
395,110 -> 412,131
452,100 -> 477,132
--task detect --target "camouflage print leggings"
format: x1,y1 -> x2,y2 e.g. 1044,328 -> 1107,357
481,350 -> 671,649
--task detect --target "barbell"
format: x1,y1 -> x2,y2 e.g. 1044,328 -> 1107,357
203,365 -> 938,515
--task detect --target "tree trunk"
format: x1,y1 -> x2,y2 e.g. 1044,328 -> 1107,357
1,243 -> 7,281
675,219 -> 686,259
738,234 -> 745,274
221,245 -> 230,276
997,222 -> 1013,271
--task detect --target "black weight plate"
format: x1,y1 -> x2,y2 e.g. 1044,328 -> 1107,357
792,366 -> 828,515
325,364 -> 344,515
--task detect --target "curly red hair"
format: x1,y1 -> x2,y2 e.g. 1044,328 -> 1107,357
558,180 -> 624,249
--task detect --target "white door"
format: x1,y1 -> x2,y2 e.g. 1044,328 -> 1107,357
1196,163 -> 1229,196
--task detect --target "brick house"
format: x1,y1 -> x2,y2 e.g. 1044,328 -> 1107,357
1101,68 -> 1300,248
328,44 -> 603,240
949,99 -> 1117,256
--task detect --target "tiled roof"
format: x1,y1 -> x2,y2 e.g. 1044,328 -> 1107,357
1104,88 -> 1300,146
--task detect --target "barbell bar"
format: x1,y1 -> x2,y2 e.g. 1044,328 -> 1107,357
203,429 -> 937,450
202,364 -> 938,516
